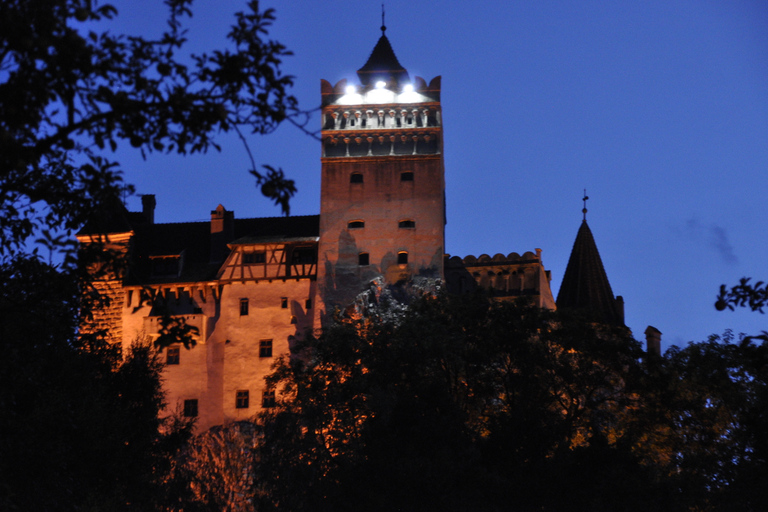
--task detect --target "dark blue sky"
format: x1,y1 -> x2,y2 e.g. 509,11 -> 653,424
110,0 -> 768,350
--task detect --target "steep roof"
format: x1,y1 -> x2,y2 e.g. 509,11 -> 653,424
125,215 -> 320,285
556,220 -> 623,325
357,31 -> 410,87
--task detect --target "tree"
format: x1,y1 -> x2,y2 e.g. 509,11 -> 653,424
255,292 -> 664,512
0,256 -> 194,511
715,278 -> 768,316
1,0 -> 299,257
0,1 -> 300,509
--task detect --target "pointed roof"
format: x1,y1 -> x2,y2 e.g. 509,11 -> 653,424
357,29 -> 409,87
557,220 -> 624,325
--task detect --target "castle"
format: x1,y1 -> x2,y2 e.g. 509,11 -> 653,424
79,28 -> 622,432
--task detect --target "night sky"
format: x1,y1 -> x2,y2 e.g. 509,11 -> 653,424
106,1 -> 768,351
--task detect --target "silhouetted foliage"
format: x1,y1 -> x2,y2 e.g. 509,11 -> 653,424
256,293 -> 677,511
252,292 -> 768,511
0,257 -> 193,511
716,278 -> 768,314
0,1 -> 299,508
1,0 -> 299,257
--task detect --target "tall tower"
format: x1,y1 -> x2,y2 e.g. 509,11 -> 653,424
316,27 -> 445,319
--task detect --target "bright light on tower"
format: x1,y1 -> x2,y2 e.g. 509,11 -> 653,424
345,85 -> 356,95
375,80 -> 386,89
403,84 -> 414,93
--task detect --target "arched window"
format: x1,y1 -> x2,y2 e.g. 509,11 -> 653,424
348,220 -> 365,229
397,252 -> 408,264
398,220 -> 415,229
350,172 -> 363,183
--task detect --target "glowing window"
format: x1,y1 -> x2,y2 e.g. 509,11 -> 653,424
259,339 -> 273,358
166,346 -> 180,365
183,399 -> 198,417
236,390 -> 249,409
262,390 -> 276,408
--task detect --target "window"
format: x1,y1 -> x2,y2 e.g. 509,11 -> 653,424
243,251 -> 266,264
236,390 -> 249,409
290,315 -> 297,324
166,346 -> 180,365
259,339 -> 273,358
292,247 -> 316,264
305,298 -> 312,309
398,220 -> 416,229
347,220 -> 365,229
358,253 -> 370,266
350,172 -> 363,183
281,297 -> 288,309
401,171 -> 414,181
262,390 -> 276,408
397,252 -> 408,264
240,298 -> 249,316
183,399 -> 198,417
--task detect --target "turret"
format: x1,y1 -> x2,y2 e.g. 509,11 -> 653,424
557,193 -> 625,325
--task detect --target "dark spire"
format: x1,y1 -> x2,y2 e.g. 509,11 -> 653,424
357,17 -> 409,88
557,210 -> 624,325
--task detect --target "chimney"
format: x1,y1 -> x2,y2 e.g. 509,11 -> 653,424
644,325 -> 661,356
210,204 -> 234,263
141,194 -> 156,224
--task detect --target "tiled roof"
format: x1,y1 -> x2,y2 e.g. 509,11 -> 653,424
125,215 -> 320,285
357,34 -> 410,87
556,220 -> 623,325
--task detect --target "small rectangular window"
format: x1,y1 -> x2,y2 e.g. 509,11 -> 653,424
281,297 -> 288,309
397,252 -> 408,265
292,247 -> 317,264
400,171 -> 414,181
243,251 -> 266,264
183,399 -> 198,417
305,298 -> 312,309
236,390 -> 249,409
348,220 -> 365,229
166,346 -> 180,365
240,298 -> 249,316
358,253 -> 370,266
262,390 -> 276,408
398,220 -> 416,229
259,339 -> 273,358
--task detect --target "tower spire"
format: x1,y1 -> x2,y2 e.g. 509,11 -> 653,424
557,198 -> 624,326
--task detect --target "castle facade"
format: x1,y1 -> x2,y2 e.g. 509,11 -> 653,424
78,31 -> 627,433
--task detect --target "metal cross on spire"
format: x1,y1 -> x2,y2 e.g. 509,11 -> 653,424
582,189 -> 589,221
381,4 -> 386,33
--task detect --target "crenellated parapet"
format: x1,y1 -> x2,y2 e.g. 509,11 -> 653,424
444,249 -> 556,309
